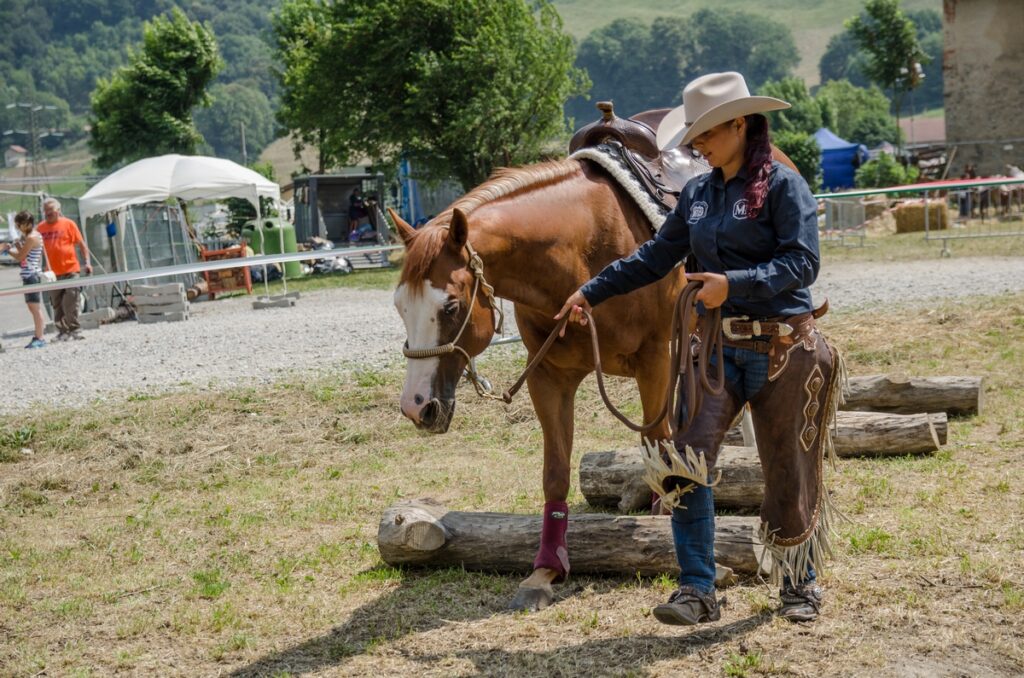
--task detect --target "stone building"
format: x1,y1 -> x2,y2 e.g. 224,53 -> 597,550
943,0 -> 1024,174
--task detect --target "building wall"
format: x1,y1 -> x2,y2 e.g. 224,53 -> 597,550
943,0 -> 1024,174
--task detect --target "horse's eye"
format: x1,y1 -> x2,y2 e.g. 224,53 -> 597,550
443,300 -> 459,315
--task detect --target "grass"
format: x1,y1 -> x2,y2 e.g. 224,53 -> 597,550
1,289 -> 1023,674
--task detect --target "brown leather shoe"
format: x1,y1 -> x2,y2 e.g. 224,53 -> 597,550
779,583 -> 823,622
652,585 -> 722,626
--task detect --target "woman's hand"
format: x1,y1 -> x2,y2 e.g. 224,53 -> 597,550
554,289 -> 592,337
685,272 -> 729,309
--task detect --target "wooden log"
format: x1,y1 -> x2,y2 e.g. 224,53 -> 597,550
723,410 -> 947,456
378,499 -> 765,577
843,375 -> 982,417
580,446 -> 763,512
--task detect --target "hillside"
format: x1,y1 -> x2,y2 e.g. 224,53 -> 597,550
553,0 -> 941,84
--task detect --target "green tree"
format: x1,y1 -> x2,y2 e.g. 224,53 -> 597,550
759,78 -> 831,136
568,9 -> 799,125
195,83 -> 275,162
855,152 -> 918,188
273,0 -> 588,190
846,0 -> 928,143
818,31 -> 871,88
772,131 -> 821,191
814,79 -> 899,146
89,9 -> 221,168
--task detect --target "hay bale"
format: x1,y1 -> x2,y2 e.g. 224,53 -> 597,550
894,200 -> 949,233
861,198 -> 890,221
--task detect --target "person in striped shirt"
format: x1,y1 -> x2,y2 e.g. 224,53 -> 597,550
1,210 -> 46,348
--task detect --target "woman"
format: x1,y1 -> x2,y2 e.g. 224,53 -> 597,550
2,211 -> 47,348
556,72 -> 841,625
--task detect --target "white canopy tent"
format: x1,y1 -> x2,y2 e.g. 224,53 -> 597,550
79,154 -> 280,222
78,154 -> 286,301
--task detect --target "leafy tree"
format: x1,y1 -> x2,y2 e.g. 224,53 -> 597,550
814,79 -> 899,146
818,31 -> 871,89
759,78 -> 831,136
568,9 -> 799,124
772,131 -> 821,192
855,152 -> 918,188
89,9 -> 221,168
195,83 -> 275,162
273,0 -> 588,190
846,0 -> 928,139
566,19 -> 675,122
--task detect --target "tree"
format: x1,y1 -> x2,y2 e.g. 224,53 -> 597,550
855,152 -> 918,188
273,0 -> 588,190
814,79 -> 899,146
759,78 -> 831,136
772,131 -> 822,191
195,83 -> 275,162
89,9 -> 221,168
846,0 -> 928,146
818,31 -> 871,89
567,9 -> 798,127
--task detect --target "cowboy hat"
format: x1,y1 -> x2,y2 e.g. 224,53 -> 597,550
655,71 -> 791,151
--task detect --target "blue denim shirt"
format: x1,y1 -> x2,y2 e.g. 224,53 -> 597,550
580,160 -> 820,319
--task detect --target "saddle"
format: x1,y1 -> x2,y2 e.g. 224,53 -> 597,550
569,101 -> 688,212
570,101 -> 802,214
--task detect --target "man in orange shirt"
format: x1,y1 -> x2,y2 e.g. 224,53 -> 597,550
37,198 -> 92,340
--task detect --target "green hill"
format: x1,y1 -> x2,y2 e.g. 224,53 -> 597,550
553,0 -> 941,83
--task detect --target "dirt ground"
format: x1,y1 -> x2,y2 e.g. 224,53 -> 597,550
1,293 -> 1022,677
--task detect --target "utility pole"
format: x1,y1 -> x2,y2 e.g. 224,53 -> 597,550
240,121 -> 248,165
3,102 -> 61,193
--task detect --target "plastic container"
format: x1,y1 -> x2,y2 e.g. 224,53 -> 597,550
241,218 -> 303,278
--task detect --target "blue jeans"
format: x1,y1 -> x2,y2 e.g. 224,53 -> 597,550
672,346 -> 817,592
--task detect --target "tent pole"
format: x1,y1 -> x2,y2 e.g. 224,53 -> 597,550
255,185 -> 270,299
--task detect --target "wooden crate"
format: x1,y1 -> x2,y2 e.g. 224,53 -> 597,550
200,245 -> 252,299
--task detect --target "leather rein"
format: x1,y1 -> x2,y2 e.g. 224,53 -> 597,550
401,239 -> 725,435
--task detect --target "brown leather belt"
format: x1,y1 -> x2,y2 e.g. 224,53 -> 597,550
720,300 -> 829,354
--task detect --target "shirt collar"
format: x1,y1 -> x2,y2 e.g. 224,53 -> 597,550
710,164 -> 750,188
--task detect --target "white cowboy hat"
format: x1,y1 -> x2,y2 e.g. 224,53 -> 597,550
655,71 -> 791,151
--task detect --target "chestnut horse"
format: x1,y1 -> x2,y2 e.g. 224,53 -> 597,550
389,156 -> 701,611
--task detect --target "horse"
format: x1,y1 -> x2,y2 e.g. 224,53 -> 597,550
388,153 -> 703,611
389,139 -> 796,610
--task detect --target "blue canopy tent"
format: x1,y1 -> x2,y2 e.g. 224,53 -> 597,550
815,128 -> 870,191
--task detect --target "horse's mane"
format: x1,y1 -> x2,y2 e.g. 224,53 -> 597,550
400,158 -> 582,285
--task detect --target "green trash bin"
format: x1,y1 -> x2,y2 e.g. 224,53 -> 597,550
242,218 -> 303,279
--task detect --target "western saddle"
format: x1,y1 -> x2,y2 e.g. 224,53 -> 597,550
570,101 -> 801,213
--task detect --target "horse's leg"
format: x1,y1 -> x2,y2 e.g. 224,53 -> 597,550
507,360 -> 586,612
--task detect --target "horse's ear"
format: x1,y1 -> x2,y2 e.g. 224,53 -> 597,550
447,208 -> 469,252
387,207 -> 416,246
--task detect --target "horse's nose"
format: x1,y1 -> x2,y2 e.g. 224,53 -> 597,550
400,392 -> 428,423
419,400 -> 440,429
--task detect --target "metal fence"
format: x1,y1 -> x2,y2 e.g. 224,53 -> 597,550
815,176 -> 1024,255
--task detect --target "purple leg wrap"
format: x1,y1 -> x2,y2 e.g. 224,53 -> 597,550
533,501 -> 570,578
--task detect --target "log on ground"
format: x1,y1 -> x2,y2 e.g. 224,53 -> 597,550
724,410 -> 947,457
580,446 -> 763,512
378,499 -> 765,577
843,375 -> 982,416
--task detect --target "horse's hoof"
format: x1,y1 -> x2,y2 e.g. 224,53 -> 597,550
506,586 -> 554,612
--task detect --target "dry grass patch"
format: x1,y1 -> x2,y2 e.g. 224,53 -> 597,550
1,294 -> 1022,676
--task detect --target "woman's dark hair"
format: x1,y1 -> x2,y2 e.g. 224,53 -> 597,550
743,114 -> 773,219
14,210 -> 34,228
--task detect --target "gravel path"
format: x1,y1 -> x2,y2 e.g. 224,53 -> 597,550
3,255 -> 1022,415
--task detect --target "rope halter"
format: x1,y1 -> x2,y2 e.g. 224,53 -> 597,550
401,237 -> 506,400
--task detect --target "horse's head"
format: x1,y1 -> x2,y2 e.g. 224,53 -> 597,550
390,207 -> 499,433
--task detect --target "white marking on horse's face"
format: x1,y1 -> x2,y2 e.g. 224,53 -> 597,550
394,282 -> 447,421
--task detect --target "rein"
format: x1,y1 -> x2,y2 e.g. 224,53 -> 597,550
500,280 -> 725,434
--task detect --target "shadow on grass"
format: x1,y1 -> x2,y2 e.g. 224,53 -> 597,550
228,566 -> 772,676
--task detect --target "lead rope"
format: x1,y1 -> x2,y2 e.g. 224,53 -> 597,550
497,280 -> 725,436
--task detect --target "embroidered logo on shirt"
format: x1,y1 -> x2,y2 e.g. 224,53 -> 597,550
688,201 -> 708,224
732,199 -> 750,220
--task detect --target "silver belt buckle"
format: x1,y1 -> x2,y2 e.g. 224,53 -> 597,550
722,316 -> 751,340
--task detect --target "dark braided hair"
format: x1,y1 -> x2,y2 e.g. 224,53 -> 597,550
742,114 -> 773,219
